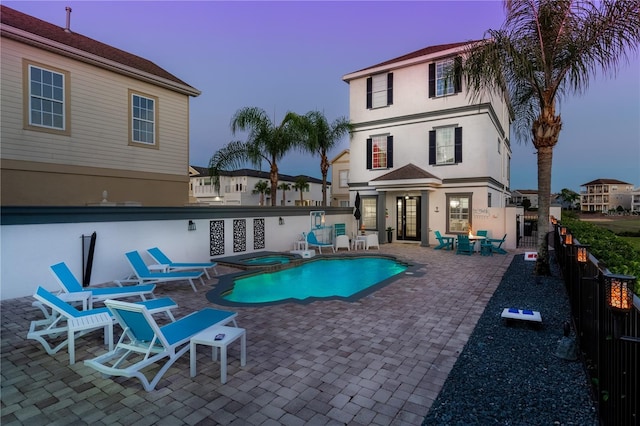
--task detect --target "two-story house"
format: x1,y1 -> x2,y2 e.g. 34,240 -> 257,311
0,6 -> 200,206
580,178 -> 635,213
342,41 -> 512,245
189,166 -> 328,206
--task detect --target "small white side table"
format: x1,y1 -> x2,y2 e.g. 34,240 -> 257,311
190,325 -> 246,383
293,240 -> 308,251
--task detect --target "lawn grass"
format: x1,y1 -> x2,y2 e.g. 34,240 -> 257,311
580,216 -> 640,253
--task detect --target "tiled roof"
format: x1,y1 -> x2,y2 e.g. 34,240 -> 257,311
1,5 -> 198,94
371,163 -> 439,181
581,178 -> 633,186
346,40 -> 479,76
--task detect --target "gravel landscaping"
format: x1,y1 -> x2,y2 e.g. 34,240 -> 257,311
423,253 -> 598,425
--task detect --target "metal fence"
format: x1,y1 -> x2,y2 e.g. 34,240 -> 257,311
553,223 -> 639,425
517,213 -> 539,248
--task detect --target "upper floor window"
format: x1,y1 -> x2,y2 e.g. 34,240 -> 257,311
366,73 -> 393,109
366,135 -> 394,170
429,127 -> 462,165
129,90 -> 158,146
27,63 -> 69,133
339,170 -> 349,188
428,57 -> 462,98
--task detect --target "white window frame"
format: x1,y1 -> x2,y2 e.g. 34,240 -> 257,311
436,59 -> 455,97
26,63 -> 69,133
436,127 -> 455,165
129,90 -> 158,146
339,170 -> 349,188
447,193 -> 472,234
371,74 -> 388,109
371,135 -> 388,169
361,197 -> 377,229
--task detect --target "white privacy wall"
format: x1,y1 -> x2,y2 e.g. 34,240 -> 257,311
0,214 -> 353,300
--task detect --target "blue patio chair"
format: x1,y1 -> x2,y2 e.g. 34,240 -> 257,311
487,234 -> 507,254
84,299 -> 238,391
456,235 -> 475,255
27,286 -> 177,364
124,251 -> 205,292
434,231 -> 454,250
306,231 -> 335,254
147,247 -> 218,279
51,262 -> 156,309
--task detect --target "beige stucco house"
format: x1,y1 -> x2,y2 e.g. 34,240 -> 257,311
580,178 -> 635,213
0,6 -> 200,206
330,149 -> 350,207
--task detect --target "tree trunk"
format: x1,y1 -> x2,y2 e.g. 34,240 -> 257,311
270,161 -> 278,207
320,153 -> 329,206
533,108 -> 561,275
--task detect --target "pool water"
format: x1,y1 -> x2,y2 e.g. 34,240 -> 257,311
243,255 -> 291,265
222,257 -> 408,304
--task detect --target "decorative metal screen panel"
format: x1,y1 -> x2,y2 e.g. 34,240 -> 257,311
210,220 -> 224,256
254,218 -> 265,250
233,219 -> 246,252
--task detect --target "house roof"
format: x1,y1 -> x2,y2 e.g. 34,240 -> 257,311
581,178 -> 633,186
371,163 -> 439,181
0,5 -> 200,96
343,40 -> 480,81
330,149 -> 350,164
190,166 -> 327,185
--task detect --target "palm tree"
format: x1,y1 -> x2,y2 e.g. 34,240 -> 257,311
277,182 -> 291,206
208,107 -> 305,206
558,188 -> 580,210
300,111 -> 352,206
252,180 -> 270,206
463,0 -> 639,274
293,176 -> 309,206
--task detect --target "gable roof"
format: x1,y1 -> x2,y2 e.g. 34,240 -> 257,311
0,5 -> 200,96
343,40 -> 480,81
371,163 -> 439,181
581,178 -> 633,186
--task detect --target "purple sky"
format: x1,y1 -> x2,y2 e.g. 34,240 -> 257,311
6,1 -> 639,193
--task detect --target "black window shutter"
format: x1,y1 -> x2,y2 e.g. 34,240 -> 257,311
429,130 -> 436,165
454,57 -> 462,93
428,63 -> 435,98
366,77 -> 372,109
366,138 -> 372,169
454,127 -> 463,163
387,73 -> 393,105
387,136 -> 393,168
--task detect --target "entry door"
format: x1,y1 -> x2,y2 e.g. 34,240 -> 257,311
396,196 -> 421,241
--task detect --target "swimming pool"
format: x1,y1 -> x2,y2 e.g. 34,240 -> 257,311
208,256 -> 414,306
215,251 -> 301,270
243,255 -> 291,265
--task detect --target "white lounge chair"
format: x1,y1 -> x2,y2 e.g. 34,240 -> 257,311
334,235 -> 350,252
124,251 -> 205,292
84,299 -> 238,391
51,261 -> 156,309
365,233 -> 380,250
147,247 -> 218,279
28,287 -> 177,364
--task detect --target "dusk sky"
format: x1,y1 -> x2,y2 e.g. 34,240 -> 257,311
6,1 -> 639,193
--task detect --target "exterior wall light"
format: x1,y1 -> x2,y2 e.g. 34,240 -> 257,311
279,217 -> 285,225
188,220 -> 196,231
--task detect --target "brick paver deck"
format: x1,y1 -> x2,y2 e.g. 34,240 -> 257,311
1,244 -> 519,425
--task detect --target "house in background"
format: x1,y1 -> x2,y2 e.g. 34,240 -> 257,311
510,189 -> 539,209
330,149 -> 350,207
0,6 -> 200,206
631,188 -> 640,213
580,178 -> 635,212
189,166 -> 328,206
342,41 -> 512,245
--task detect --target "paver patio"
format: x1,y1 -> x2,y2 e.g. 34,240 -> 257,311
1,244 -> 520,425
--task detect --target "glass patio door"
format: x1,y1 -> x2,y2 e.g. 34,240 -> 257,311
396,196 -> 420,241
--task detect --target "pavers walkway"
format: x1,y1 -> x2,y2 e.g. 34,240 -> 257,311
1,244 -> 520,425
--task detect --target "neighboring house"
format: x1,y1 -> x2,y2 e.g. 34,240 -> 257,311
0,6 -> 200,206
510,189 -> 539,209
342,41 -> 512,245
631,188 -> 640,214
189,166 -> 328,206
580,178 -> 635,212
330,149 -> 350,207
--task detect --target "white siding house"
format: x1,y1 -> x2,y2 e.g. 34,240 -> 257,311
0,5 -> 200,206
343,41 -> 512,245
189,166 -> 328,206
